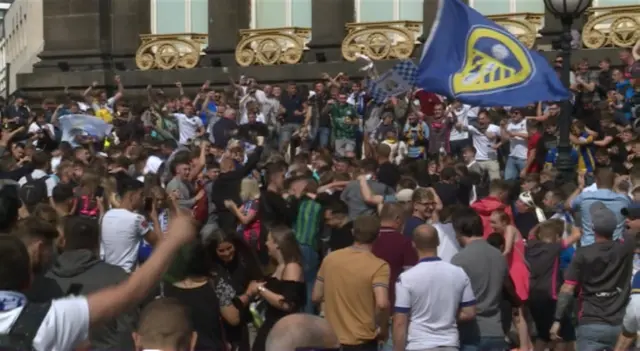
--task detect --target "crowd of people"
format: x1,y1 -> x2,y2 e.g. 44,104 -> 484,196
1,44 -> 640,351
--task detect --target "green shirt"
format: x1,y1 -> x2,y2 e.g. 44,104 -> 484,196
330,104 -> 358,140
293,198 -> 322,249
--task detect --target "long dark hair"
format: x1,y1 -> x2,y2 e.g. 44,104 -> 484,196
206,229 -> 264,284
184,242 -> 214,278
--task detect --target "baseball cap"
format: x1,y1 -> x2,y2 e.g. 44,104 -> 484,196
590,201 -> 618,237
622,202 -> 640,220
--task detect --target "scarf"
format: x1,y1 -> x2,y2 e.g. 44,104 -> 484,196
0,291 -> 27,311
405,122 -> 424,142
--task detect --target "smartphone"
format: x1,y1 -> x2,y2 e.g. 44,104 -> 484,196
95,186 -> 104,198
144,197 -> 154,213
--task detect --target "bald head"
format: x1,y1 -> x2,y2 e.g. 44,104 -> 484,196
412,224 -> 439,250
266,313 -> 339,351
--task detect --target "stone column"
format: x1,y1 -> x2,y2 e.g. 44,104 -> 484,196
36,0 -> 107,72
413,0 -> 441,59
305,0 -> 355,62
111,0 -> 151,61
205,0 -> 250,66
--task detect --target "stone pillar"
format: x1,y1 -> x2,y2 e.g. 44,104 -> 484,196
305,0 -> 355,62
413,0 -> 441,59
205,0 -> 250,67
36,0 -> 108,72
111,0 -> 151,61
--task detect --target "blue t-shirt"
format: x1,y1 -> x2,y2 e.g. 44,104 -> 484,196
199,102 -> 217,125
403,216 -> 425,238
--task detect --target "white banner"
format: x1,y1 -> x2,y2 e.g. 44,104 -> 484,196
58,114 -> 113,144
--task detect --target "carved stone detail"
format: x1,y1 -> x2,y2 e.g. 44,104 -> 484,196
235,28 -> 311,67
135,33 -> 208,70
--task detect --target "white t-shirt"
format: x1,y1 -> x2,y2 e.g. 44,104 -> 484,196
468,124 -> 500,161
92,96 -> 116,114
395,258 -> 475,349
100,208 -> 151,273
449,105 -> 478,141
0,295 -> 90,351
51,156 -> 62,173
174,113 -> 203,145
433,222 -> 461,262
18,169 -> 58,198
506,119 -> 528,159
143,155 -> 164,175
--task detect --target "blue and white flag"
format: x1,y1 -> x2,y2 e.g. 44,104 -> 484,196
59,114 -> 113,145
415,0 -> 569,106
368,60 -> 419,104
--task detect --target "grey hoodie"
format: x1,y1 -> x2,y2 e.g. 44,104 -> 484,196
45,249 -> 136,351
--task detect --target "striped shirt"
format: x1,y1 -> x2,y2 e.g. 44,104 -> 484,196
293,198 -> 322,248
575,132 -> 596,173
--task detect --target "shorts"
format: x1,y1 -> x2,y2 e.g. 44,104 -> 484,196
528,297 -> 576,342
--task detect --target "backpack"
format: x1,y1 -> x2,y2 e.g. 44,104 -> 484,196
0,302 -> 51,351
19,175 -> 49,208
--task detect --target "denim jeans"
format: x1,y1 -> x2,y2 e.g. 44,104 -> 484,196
298,244 -> 318,314
279,123 -> 301,151
504,156 -> 527,180
316,127 -> 331,149
576,323 -> 621,351
460,336 -> 508,351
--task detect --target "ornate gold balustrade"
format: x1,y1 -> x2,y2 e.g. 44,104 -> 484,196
235,27 -> 311,67
582,5 -> 640,49
487,13 -> 544,49
135,33 -> 208,70
341,21 -> 422,62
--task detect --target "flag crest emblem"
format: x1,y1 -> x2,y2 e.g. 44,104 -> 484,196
452,25 -> 533,96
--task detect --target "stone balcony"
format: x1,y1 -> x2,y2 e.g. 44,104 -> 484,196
582,5 -> 640,49
341,21 -> 423,62
487,12 -> 544,49
234,27 -> 312,67
135,33 -> 208,70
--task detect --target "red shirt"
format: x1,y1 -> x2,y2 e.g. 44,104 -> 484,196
527,131 -> 542,173
414,90 -> 441,117
371,227 -> 418,305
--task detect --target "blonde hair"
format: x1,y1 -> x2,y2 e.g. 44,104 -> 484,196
240,178 -> 261,203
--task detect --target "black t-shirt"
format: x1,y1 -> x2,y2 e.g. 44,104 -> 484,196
280,94 -> 305,124
212,118 -> 239,148
377,162 -> 400,189
526,239 -> 565,300
329,221 -> 354,252
565,231 -> 635,325
238,122 -> 268,141
433,182 -> 460,208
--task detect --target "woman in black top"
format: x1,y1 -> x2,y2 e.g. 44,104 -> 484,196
163,242 -> 255,351
252,226 -> 306,351
208,229 -> 264,351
